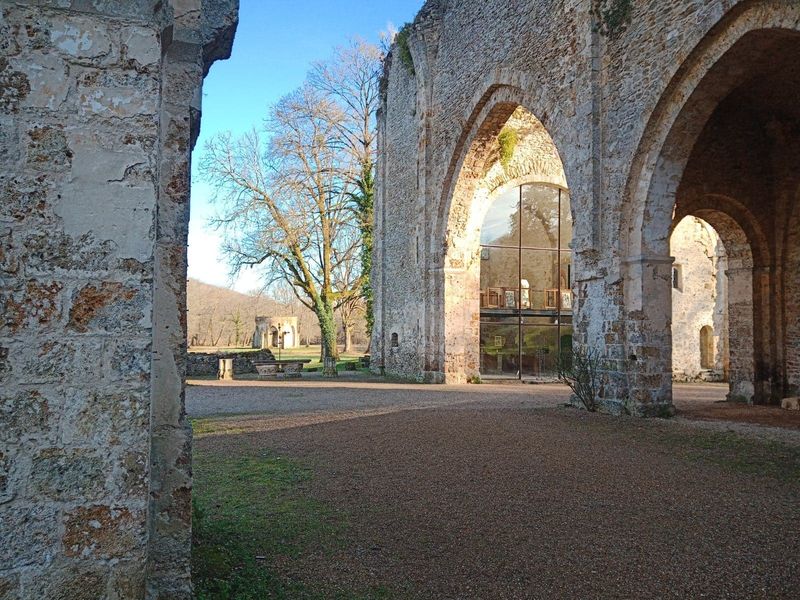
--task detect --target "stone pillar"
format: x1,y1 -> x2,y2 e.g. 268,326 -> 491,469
146,2 -> 238,598
217,359 -> 234,380
726,265 -> 755,403
622,255 -> 675,417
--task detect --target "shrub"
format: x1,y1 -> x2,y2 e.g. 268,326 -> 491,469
557,347 -> 601,412
498,127 -> 518,170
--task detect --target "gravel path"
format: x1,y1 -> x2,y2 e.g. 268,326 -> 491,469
186,377 -> 561,418
190,380 -> 800,598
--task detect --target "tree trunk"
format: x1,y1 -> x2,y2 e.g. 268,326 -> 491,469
343,321 -> 352,353
315,299 -> 339,376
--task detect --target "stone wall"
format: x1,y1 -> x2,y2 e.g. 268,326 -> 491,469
0,1 -> 237,598
670,217 -> 728,382
374,0 -> 800,412
187,350 -> 275,377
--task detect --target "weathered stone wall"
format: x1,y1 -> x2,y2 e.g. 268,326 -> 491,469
187,350 -> 275,377
374,0 -> 800,413
0,1 -> 237,597
670,217 -> 728,382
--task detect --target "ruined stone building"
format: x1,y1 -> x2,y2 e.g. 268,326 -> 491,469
2,0 -> 800,598
671,216 -> 729,382
1,1 -> 237,597
252,315 -> 300,350
372,0 -> 800,414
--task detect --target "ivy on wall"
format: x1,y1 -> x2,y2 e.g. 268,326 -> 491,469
395,23 -> 415,74
592,0 -> 633,36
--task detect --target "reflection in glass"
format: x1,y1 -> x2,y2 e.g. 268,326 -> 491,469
520,326 -> 559,377
480,185 -> 519,247
521,184 -> 560,249
480,324 -> 520,376
521,250 -> 559,311
480,247 -> 519,311
560,190 -> 572,249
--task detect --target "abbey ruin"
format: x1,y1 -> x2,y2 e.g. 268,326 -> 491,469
372,0 -> 800,416
1,0 -> 799,597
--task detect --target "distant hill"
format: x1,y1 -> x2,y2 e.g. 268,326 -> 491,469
187,278 -> 308,348
187,278 -> 369,350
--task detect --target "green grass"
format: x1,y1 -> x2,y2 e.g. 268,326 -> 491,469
192,431 -> 394,599
579,413 -> 800,483
665,429 -> 800,482
205,345 -> 371,374
268,346 -> 367,373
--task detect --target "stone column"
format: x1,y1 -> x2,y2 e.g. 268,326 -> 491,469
622,255 -> 675,416
726,265 -> 755,403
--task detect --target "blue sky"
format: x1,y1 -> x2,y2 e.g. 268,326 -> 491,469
189,0 -> 423,292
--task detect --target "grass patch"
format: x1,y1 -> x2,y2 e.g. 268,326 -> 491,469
577,412 -> 800,482
191,418 -> 249,438
192,443 -> 392,598
663,429 -> 800,482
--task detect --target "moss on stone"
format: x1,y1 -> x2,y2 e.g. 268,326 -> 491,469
498,127 -> 518,170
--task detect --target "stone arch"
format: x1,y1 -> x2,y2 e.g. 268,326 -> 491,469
270,326 -> 279,348
671,206 -> 758,400
432,84 -> 573,382
621,3 -> 800,410
623,2 -> 800,259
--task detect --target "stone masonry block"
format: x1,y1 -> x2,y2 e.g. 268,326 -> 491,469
0,504 -> 59,568
62,505 -> 145,559
28,447 -> 105,502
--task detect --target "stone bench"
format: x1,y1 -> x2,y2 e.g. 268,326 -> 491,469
253,360 -> 311,379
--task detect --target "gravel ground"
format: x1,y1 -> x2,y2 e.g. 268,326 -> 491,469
189,379 -> 800,598
186,377 -> 554,418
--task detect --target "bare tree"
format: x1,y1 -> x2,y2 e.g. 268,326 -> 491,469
202,85 -> 362,374
228,308 -> 245,347
310,40 -> 382,336
338,295 -> 364,353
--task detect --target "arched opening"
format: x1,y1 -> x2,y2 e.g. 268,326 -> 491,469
624,19 -> 800,410
670,216 -> 730,383
437,99 -> 572,382
270,327 -> 280,348
700,326 -> 714,370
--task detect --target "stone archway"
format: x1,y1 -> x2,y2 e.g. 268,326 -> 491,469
622,4 -> 800,410
433,88 -> 572,383
670,206 -> 762,401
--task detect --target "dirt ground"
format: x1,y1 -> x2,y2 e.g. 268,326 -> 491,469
189,379 -> 800,598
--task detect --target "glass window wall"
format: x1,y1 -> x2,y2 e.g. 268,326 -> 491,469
479,183 -> 572,379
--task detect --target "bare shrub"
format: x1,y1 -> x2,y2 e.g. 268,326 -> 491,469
557,347 -> 601,412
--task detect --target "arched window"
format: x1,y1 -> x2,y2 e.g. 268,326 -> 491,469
700,326 -> 714,369
479,183 -> 572,378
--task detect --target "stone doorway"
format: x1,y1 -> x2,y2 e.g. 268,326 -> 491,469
669,215 -> 753,397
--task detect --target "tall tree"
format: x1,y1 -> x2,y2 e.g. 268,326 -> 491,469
201,85 -> 363,373
310,40 -> 382,337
